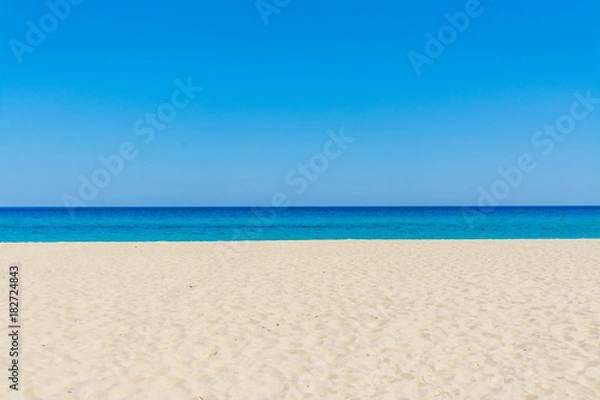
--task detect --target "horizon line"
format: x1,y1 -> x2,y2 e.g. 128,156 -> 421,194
1,205 -> 599,208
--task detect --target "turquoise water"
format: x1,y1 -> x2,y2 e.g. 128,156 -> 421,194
0,207 -> 599,242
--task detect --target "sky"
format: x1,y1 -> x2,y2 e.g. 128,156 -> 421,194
1,0 -> 599,206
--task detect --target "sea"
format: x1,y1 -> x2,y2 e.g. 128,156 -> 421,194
0,206 -> 599,242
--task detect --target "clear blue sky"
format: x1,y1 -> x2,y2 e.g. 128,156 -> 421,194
1,0 -> 599,206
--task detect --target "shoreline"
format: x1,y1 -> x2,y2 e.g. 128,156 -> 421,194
2,237 -> 600,243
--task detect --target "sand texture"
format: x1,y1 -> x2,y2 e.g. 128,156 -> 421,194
0,239 -> 599,399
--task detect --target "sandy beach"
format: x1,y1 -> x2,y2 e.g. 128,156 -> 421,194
1,239 -> 599,399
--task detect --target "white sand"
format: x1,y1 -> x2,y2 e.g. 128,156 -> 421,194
1,240 -> 599,399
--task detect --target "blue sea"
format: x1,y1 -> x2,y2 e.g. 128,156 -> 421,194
1,206 -> 599,242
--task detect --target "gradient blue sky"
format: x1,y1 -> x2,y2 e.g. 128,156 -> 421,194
1,0 -> 599,206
